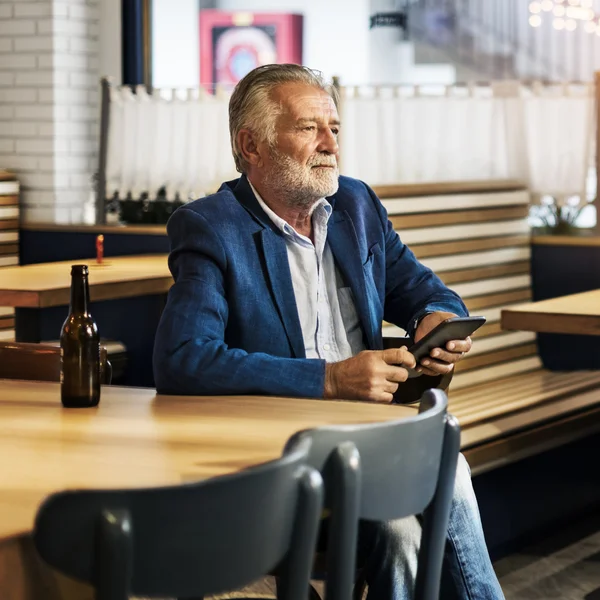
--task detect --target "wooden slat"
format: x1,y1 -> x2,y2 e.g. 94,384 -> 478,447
400,219 -> 529,245
390,206 -> 529,229
465,288 -> 531,311
455,343 -> 537,373
0,196 -> 18,206
440,261 -> 530,285
423,247 -> 531,273
451,371 -> 600,427
372,179 -> 526,199
0,317 -> 15,330
410,234 -> 530,259
469,330 -> 536,356
0,220 -> 18,231
0,232 -> 18,243
472,322 -> 503,338
0,244 -> 18,256
450,356 -> 542,389
451,369 -> 593,406
384,191 -> 530,216
0,256 -> 18,267
463,402 -> 600,475
453,275 -> 531,300
452,372 -> 589,417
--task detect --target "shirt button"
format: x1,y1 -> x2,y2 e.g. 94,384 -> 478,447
323,344 -> 331,351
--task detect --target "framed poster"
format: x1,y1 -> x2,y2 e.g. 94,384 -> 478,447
199,11 -> 303,88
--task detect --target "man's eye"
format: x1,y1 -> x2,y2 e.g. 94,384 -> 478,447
303,126 -> 316,131
331,128 -> 339,135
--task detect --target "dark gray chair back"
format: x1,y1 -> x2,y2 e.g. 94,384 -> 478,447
284,388 -> 460,600
33,438 -> 323,600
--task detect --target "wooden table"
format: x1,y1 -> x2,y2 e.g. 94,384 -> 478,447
501,289 -> 600,336
0,255 -> 172,386
0,254 -> 171,308
0,379 -> 415,599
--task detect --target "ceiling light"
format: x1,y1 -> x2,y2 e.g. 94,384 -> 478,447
529,14 -> 543,26
529,1 -> 542,13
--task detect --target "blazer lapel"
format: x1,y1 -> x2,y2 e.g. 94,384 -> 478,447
328,210 -> 378,350
232,177 -> 306,358
259,229 -> 306,358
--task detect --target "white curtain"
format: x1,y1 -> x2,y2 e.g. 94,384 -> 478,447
339,82 -> 593,198
104,86 -> 237,201
104,82 -> 593,202
522,83 -> 593,201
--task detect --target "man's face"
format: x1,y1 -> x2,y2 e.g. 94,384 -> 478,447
259,82 -> 341,206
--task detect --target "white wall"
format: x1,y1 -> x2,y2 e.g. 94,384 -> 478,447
152,0 -> 200,88
0,0 -> 101,224
152,0 -> 370,87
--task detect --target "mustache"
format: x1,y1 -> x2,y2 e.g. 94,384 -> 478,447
307,155 -> 337,168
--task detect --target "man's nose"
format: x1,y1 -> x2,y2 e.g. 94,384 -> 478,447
317,128 -> 339,154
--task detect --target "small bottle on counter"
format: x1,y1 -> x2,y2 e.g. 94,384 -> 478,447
60,265 -> 101,408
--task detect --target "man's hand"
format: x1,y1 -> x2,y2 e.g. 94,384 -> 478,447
324,347 -> 417,403
414,311 -> 472,377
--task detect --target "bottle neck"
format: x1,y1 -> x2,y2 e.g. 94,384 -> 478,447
70,273 -> 90,315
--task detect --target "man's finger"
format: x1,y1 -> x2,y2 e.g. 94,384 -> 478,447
384,365 -> 409,384
419,358 -> 455,375
428,348 -> 462,364
382,347 -> 416,369
372,391 -> 394,404
446,337 -> 472,353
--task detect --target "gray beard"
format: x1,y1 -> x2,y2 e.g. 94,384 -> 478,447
262,151 -> 339,211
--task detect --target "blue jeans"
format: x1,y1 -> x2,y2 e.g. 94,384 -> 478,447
357,454 -> 505,600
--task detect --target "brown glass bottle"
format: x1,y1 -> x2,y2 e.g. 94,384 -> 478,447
60,265 -> 101,407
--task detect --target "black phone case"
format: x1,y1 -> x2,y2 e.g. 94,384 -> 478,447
409,316 -> 486,363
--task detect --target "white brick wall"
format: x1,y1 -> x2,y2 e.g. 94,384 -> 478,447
0,0 -> 100,224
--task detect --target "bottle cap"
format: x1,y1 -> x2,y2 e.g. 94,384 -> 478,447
71,264 -> 89,276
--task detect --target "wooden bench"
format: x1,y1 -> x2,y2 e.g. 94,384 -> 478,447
0,171 -> 19,343
373,180 -> 600,475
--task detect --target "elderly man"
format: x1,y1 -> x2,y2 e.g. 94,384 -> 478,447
153,64 -> 504,600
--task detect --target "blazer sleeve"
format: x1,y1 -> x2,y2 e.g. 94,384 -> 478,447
364,184 -> 469,334
153,207 -> 327,397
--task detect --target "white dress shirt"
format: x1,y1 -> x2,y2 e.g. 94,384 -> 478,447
250,183 -> 366,362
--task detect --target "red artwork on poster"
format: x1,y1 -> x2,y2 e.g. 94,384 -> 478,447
199,10 -> 303,88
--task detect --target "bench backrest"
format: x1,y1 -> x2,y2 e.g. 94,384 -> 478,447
373,180 -> 539,393
0,172 -> 19,343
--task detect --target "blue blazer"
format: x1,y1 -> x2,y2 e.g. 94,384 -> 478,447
153,175 -> 467,397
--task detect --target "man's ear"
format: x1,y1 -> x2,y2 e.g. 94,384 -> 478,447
237,129 -> 265,168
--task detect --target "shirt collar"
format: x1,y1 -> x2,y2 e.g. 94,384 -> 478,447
248,180 -> 332,238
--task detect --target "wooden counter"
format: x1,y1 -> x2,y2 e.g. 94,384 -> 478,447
0,254 -> 171,308
20,223 -> 167,236
501,289 -> 600,336
0,379 -> 415,540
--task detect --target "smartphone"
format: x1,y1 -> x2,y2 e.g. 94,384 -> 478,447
406,316 -> 486,377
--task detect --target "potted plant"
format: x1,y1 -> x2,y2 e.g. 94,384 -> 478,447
531,195 -> 590,236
